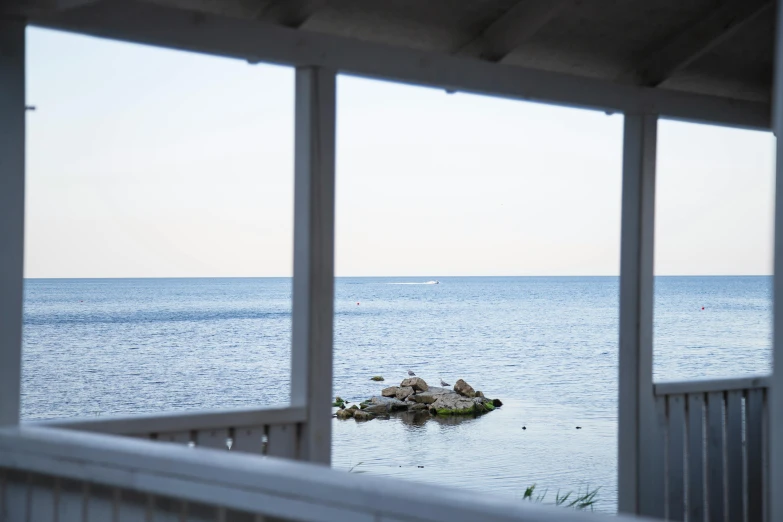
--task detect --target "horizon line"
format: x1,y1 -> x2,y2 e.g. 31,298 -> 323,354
22,274 -> 773,280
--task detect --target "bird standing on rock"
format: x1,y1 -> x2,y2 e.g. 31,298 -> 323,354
440,378 -> 450,387
407,370 -> 416,376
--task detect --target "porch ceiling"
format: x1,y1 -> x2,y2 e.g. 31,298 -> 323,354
8,0 -> 776,129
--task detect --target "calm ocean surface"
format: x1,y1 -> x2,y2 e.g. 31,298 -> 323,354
21,276 -> 771,511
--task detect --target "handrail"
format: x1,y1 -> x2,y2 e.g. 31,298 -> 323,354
0,426 -> 651,522
653,375 -> 770,397
27,404 -> 305,435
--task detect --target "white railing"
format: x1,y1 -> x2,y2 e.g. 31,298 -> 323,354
0,425 -> 652,522
29,405 -> 305,459
652,376 -> 769,521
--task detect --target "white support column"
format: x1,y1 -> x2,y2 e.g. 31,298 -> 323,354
0,18 -> 26,427
290,66 -> 336,465
769,1 -> 783,520
617,113 -> 661,516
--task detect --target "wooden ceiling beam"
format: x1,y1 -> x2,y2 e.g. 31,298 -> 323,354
455,0 -> 572,62
619,0 -> 773,86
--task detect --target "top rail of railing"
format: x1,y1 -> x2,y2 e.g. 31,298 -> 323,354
27,404 -> 304,435
653,375 -> 770,397
0,425 -> 655,522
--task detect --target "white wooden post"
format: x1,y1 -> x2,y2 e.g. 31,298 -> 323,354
769,1 -> 783,519
0,18 -> 26,427
290,66 -> 336,465
617,113 -> 663,516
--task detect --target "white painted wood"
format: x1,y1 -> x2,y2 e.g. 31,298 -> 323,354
654,376 -> 770,396
455,0 -> 573,61
87,484 -> 119,522
747,388 -> 765,521
2,470 -> 28,522
57,478 -> 86,522
618,0 -> 772,86
184,501 -> 222,522
258,0 -> 328,28
687,393 -> 705,521
152,495 -> 188,522
158,431 -> 195,445
27,0 -> 770,130
290,66 -> 337,466
3,0 -> 102,12
725,390 -> 744,522
771,4 -> 783,520
668,394 -> 686,521
29,473 -> 57,521
706,392 -> 725,521
0,18 -> 25,428
0,426 -> 651,522
267,424 -> 298,459
224,509 -> 263,522
116,488 -> 150,522
617,112 -> 659,517
196,428 -> 231,450
34,405 -> 305,435
231,427 -> 266,454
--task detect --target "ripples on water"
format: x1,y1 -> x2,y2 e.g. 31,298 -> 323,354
22,276 -> 771,512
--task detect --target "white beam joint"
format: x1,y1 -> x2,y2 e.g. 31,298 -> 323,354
290,66 -> 336,466
617,113 -> 659,516
0,18 -> 26,427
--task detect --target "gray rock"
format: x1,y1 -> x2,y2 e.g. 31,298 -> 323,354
418,386 -> 447,395
388,399 -> 408,412
366,397 -> 408,412
408,403 -> 430,412
396,386 -> 414,400
492,398 -> 503,407
336,408 -> 355,420
400,377 -> 429,392
475,390 -> 485,398
410,391 -> 438,404
454,379 -> 476,398
364,403 -> 390,414
353,410 -> 374,421
430,393 -> 478,414
382,386 -> 399,397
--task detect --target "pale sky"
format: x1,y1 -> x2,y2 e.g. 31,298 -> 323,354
24,27 -> 776,278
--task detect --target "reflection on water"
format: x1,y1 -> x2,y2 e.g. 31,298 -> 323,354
332,399 -> 616,512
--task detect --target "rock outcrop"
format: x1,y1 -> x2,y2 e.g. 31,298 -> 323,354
400,377 -> 428,392
395,386 -> 414,400
454,379 -> 476,398
336,408 -> 355,420
334,378 -> 500,423
353,410 -> 374,421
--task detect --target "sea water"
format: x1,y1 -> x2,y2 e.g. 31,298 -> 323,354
22,276 -> 771,511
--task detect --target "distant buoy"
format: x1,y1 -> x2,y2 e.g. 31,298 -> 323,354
357,302 -> 360,305
701,307 -> 705,310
